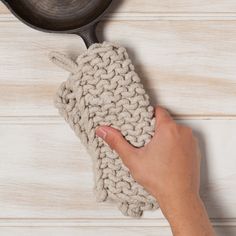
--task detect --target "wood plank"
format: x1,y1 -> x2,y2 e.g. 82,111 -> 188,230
1,1 -> 236,235
1,225 -> 235,236
0,227 -> 173,236
102,20 -> 236,117
0,21 -> 86,117
114,1 -> 236,13
0,218 -> 235,227
1,226 -> 236,236
0,20 -> 236,117
0,120 -> 235,219
2,1 -> 236,14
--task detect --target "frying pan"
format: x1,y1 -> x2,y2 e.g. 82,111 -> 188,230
1,0 -> 113,48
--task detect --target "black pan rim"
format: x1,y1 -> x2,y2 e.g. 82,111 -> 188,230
1,0 -> 113,34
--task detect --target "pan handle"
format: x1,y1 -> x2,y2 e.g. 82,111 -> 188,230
78,23 -> 99,48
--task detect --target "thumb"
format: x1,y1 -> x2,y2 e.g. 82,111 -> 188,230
95,126 -> 138,169
155,106 -> 173,129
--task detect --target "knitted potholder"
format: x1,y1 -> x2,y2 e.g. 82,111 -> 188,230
50,42 -> 158,217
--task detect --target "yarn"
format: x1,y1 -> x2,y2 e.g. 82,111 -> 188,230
50,42 -> 158,217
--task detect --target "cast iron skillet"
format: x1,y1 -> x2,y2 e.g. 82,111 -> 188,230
1,0 -> 113,48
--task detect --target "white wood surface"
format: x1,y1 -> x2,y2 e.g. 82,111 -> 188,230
2,227 -> 236,236
0,120 -> 236,219
0,227 -> 174,236
2,1 -> 236,13
115,1 -> 236,13
0,20 -> 236,117
0,1 -> 236,235
2,226 -> 236,236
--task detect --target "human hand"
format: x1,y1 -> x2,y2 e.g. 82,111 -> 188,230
96,107 -> 200,205
96,107 -> 215,236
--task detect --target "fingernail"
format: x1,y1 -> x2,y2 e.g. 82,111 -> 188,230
96,127 -> 107,140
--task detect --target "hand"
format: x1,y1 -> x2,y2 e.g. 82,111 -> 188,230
96,107 -> 215,236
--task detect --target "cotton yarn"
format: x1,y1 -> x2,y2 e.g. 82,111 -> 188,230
50,42 -> 158,217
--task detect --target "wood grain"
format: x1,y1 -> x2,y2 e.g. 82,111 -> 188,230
4,226 -> 236,236
0,120 -> 235,219
115,1 -> 236,13
0,227 -> 174,236
0,20 -> 236,117
2,1 -> 236,14
1,226 -> 236,236
1,0 -> 236,234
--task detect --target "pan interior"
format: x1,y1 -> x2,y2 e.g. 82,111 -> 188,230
6,0 -> 112,31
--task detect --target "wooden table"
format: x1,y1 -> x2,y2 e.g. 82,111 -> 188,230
0,1 -> 236,235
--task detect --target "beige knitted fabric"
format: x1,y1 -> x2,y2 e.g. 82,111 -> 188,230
50,42 -> 158,217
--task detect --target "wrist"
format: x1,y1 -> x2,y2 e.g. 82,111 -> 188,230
157,192 -> 214,236
159,192 -> 202,222
154,190 -> 200,214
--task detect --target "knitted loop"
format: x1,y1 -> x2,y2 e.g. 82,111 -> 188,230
52,42 -> 159,217
49,51 -> 78,73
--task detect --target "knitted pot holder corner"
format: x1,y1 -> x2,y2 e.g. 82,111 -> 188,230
50,42 -> 159,217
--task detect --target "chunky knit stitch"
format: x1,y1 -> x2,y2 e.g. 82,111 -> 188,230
50,42 -> 158,217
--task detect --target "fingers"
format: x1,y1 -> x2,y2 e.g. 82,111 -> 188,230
95,126 -> 138,169
155,106 -> 173,130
